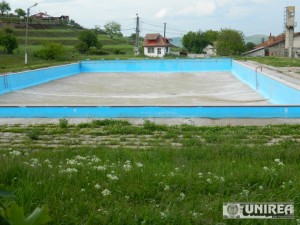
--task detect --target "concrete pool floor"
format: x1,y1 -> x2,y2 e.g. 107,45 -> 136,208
0,71 -> 270,106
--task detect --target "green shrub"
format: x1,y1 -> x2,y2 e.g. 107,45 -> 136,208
0,29 -> 18,54
75,42 -> 89,54
59,118 -> 69,129
26,128 -> 43,140
34,42 -> 65,60
112,48 -> 125,55
89,49 -> 110,55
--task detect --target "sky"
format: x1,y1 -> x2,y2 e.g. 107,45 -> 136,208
8,0 -> 300,38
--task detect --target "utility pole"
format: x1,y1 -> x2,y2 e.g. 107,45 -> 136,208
134,13 -> 140,56
25,3 -> 38,65
164,22 -> 166,38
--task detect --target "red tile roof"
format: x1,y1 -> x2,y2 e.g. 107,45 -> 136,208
143,33 -> 174,47
255,34 -> 285,48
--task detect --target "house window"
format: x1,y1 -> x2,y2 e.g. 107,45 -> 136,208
158,48 -> 162,55
148,47 -> 155,53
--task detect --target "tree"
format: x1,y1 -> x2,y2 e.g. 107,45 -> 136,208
15,8 -> 26,17
0,0 -> 10,17
0,28 -> 18,54
216,28 -> 245,56
204,30 -> 219,44
104,21 -> 122,39
245,42 -> 256,52
76,30 -> 100,54
182,31 -> 209,53
93,25 -> 101,35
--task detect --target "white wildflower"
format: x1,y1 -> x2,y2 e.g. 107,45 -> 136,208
160,210 -> 169,218
175,167 -> 179,171
206,178 -> 212,184
125,195 -> 130,200
179,192 -> 185,200
75,155 -> 86,161
288,180 -> 293,185
274,159 -> 281,163
101,189 -> 111,196
198,173 -> 203,178
263,166 -> 269,171
30,158 -> 41,167
239,189 -> 249,197
93,165 -> 106,171
259,186 -> 264,190
9,150 -> 21,157
107,174 -> 119,180
64,168 -> 78,173
214,175 -> 219,180
48,164 -> 53,169
66,159 -> 77,165
123,163 -> 132,172
136,162 -> 143,168
91,156 -> 101,163
220,177 -> 225,182
95,183 -> 101,189
164,185 -> 170,191
169,172 -> 175,177
44,159 -> 51,164
278,162 -> 284,166
81,188 -> 86,192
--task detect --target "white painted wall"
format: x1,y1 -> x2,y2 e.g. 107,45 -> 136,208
144,47 -> 168,57
293,36 -> 300,48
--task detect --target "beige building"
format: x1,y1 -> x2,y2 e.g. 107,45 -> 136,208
243,33 -> 300,57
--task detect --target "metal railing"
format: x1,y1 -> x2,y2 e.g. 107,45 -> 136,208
255,66 -> 263,90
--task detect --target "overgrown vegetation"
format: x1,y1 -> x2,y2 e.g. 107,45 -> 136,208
33,42 -> 66,60
0,28 -> 18,54
0,120 -> 300,224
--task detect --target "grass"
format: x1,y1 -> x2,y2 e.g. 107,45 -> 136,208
236,56 -> 300,67
0,120 -> 300,224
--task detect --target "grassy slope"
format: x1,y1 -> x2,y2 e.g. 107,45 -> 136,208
0,120 -> 299,225
0,26 -> 136,73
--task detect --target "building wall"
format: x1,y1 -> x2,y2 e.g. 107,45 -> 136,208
244,49 -> 265,57
268,43 -> 285,56
144,47 -> 167,57
293,36 -> 300,48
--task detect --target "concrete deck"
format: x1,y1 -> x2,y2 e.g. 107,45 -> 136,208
0,72 -> 270,106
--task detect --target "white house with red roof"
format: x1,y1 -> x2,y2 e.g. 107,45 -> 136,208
143,33 -> 173,57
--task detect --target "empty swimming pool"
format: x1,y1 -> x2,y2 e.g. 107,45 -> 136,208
0,58 -> 299,118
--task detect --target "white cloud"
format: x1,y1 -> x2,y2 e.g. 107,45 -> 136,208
179,1 -> 216,16
155,8 -> 170,19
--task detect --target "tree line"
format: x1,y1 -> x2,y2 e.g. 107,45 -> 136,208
182,29 -> 255,56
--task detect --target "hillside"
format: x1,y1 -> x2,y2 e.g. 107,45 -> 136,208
244,35 -> 268,45
0,25 -> 137,73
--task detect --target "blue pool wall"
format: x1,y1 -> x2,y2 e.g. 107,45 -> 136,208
0,106 -> 299,118
0,63 -> 80,95
80,58 -> 232,72
0,59 -> 300,118
231,61 -> 300,105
